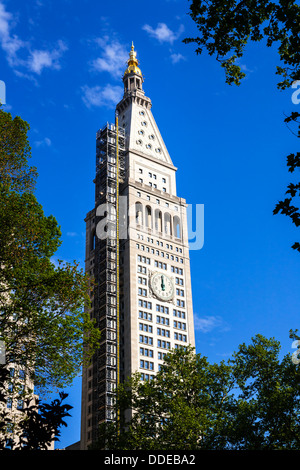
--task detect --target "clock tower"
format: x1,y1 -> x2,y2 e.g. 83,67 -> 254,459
80,43 -> 195,450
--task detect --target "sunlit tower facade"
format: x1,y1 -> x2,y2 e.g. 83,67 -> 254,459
80,44 -> 195,450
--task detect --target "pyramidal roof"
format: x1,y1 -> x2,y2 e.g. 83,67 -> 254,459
116,44 -> 175,168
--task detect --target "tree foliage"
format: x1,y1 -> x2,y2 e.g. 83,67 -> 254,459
184,0 -> 300,251
93,335 -> 300,450
183,0 -> 300,88
15,392 -> 72,450
273,110 -> 300,251
0,364 -> 72,451
0,107 -> 100,393
0,108 -> 37,193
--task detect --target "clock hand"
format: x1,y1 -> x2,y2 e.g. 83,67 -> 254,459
161,275 -> 165,291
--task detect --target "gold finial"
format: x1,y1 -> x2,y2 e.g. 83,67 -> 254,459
124,42 -> 142,77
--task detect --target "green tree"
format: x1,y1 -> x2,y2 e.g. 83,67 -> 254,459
93,345 -> 234,450
183,0 -> 300,251
0,107 -> 100,394
0,107 -> 37,193
226,334 -> 300,449
0,364 -> 73,451
16,392 -> 73,450
93,335 -> 300,450
273,111 -> 300,252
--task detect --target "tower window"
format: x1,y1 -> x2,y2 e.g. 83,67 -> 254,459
145,205 -> 152,229
136,202 -> 143,225
90,230 -> 96,251
173,216 -> 181,239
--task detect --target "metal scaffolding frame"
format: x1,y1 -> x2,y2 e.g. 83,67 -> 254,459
92,119 -> 125,438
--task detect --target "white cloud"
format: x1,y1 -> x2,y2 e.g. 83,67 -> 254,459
236,59 -> 256,77
81,84 -> 123,109
0,2 -> 27,68
0,1 -> 67,76
142,22 -> 184,44
194,314 -> 229,333
170,52 -> 185,64
28,40 -> 67,74
34,137 -> 51,147
2,103 -> 12,111
0,2 -> 10,38
91,36 -> 128,78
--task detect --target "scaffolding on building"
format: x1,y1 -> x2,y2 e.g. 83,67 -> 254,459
92,118 -> 125,438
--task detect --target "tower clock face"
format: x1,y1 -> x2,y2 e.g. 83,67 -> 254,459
150,272 -> 174,301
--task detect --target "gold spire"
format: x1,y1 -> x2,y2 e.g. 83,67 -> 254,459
123,42 -> 142,77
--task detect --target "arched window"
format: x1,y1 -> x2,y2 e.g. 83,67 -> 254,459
91,229 -> 96,251
155,209 -> 162,232
136,202 -> 143,226
164,213 -> 172,235
145,205 -> 152,229
173,216 -> 181,239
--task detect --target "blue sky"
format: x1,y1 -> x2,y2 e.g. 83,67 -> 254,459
1,0 -> 299,449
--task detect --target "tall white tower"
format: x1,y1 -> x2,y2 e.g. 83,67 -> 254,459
80,44 -> 195,450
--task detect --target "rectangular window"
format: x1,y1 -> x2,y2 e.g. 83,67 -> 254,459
139,310 -> 152,321
138,255 -> 150,264
138,288 -> 147,296
157,340 -> 170,349
139,323 -> 153,333
140,348 -> 154,358
156,315 -> 170,325
137,265 -> 147,274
